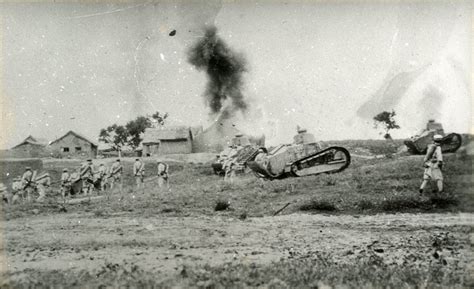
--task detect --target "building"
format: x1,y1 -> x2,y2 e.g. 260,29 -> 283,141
192,119 -> 264,153
9,136 -> 49,158
142,126 -> 193,156
49,131 -> 98,159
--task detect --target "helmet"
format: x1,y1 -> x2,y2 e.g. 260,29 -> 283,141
63,168 -> 68,172
433,134 -> 443,141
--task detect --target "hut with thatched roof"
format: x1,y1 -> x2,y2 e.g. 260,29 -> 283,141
142,126 -> 194,156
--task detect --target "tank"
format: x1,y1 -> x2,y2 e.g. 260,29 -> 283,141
404,120 -> 462,154
212,134 -> 261,175
247,128 -> 351,180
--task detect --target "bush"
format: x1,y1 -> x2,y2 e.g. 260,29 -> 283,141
299,199 -> 337,212
215,199 -> 230,211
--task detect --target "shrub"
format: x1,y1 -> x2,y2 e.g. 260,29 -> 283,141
215,199 -> 230,211
299,199 -> 337,212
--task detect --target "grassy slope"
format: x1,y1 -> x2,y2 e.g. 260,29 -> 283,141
3,144 -> 472,220
1,140 -> 472,289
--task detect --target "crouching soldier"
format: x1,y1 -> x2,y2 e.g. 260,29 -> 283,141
419,134 -> 444,194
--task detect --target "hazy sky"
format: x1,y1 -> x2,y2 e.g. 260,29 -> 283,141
1,1 -> 471,148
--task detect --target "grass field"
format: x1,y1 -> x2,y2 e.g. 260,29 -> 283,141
1,139 -> 472,288
4,147 -> 472,220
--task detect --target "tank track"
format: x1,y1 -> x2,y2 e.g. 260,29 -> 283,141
290,146 -> 351,177
248,146 -> 351,180
440,133 -> 462,153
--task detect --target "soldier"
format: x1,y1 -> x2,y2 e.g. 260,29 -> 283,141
1,183 -> 10,205
80,159 -> 94,195
68,168 -> 81,196
60,168 -> 71,198
223,145 -> 239,183
157,161 -> 169,189
21,167 -> 35,202
419,134 -> 444,194
97,163 -> 108,191
109,159 -> 123,191
133,158 -> 145,190
35,173 -> 51,202
11,177 -> 23,204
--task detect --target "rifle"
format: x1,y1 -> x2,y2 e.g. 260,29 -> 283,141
108,165 -> 123,179
22,170 -> 37,190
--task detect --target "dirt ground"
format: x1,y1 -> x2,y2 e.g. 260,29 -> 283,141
1,211 -> 472,288
0,142 -> 472,288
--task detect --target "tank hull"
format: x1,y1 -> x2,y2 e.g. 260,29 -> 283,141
405,133 -> 462,154
248,146 -> 351,180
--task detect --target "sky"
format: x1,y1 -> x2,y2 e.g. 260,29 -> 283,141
0,1 -> 471,148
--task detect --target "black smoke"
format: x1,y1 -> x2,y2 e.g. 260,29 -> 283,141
187,26 -> 248,118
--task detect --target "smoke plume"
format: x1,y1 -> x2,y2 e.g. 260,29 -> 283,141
187,26 -> 248,119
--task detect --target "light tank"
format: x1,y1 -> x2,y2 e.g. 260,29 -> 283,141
404,120 -> 462,154
247,128 -> 351,180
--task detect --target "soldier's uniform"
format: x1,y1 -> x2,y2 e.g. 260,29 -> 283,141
1,183 -> 10,205
80,160 -> 94,195
60,169 -> 71,198
109,159 -> 123,190
35,173 -> 51,202
97,164 -> 108,191
157,162 -> 169,189
420,135 -> 444,194
223,146 -> 239,183
11,177 -> 22,204
133,159 -> 145,189
21,167 -> 35,202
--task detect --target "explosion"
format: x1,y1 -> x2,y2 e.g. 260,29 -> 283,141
187,26 -> 248,120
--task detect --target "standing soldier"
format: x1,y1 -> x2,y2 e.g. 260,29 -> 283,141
35,172 -> 51,202
420,134 -> 444,194
109,159 -> 123,191
21,167 -> 35,202
223,145 -> 239,183
60,168 -> 71,198
80,159 -> 94,195
157,161 -> 170,189
11,177 -> 22,204
1,183 -> 10,205
133,158 -> 145,191
97,163 -> 108,191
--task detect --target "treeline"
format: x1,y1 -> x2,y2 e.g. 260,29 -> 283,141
99,112 -> 168,156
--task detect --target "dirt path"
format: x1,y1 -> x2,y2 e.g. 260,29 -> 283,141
1,212 -> 473,282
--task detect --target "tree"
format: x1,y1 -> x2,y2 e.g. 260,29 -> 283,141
99,124 -> 128,157
373,110 -> 400,140
149,111 -> 168,127
126,116 -> 152,150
